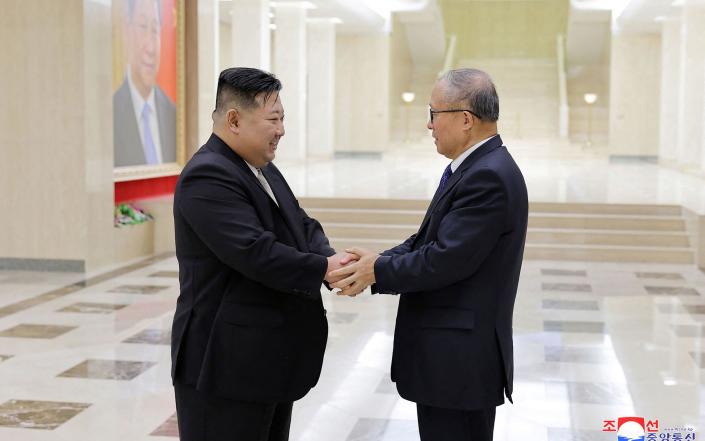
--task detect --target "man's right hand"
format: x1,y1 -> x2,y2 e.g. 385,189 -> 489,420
325,252 -> 359,284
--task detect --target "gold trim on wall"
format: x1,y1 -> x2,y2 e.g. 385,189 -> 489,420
176,0 -> 186,166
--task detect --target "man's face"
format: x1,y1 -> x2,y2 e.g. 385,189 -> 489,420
237,93 -> 285,168
127,0 -> 161,97
427,80 -> 469,160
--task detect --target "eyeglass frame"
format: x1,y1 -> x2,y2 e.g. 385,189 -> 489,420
429,107 -> 481,123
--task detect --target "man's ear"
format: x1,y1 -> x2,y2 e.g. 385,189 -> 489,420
463,111 -> 474,131
226,109 -> 240,134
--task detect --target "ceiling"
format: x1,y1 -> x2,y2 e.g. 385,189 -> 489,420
218,0 -> 430,34
614,0 -> 681,34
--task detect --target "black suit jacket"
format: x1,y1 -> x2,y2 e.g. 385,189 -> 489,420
171,134 -> 335,403
113,78 -> 176,167
374,135 -> 528,410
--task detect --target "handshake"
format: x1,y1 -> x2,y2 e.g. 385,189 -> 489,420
324,247 -> 379,297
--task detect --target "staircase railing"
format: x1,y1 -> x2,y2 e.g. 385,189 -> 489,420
557,33 -> 569,138
440,34 -> 457,76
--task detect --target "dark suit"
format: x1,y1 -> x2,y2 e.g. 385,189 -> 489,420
113,78 -> 176,167
171,134 -> 335,440
373,135 -> 528,440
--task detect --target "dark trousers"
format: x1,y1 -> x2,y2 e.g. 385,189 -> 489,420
416,403 -> 496,441
175,382 -> 293,441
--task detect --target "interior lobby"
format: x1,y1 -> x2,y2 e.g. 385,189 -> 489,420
1,0 -> 705,439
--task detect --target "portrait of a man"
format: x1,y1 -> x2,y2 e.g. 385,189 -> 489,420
113,0 -> 176,167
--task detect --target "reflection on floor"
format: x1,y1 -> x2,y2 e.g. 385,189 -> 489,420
0,254 -> 703,440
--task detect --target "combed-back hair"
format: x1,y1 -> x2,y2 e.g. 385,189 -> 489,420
440,68 -> 499,122
215,67 -> 282,114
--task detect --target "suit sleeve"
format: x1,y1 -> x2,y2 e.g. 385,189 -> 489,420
298,204 -> 337,292
299,205 -> 336,257
381,234 -> 417,257
269,163 -> 336,258
373,168 -> 507,293
178,163 -> 327,297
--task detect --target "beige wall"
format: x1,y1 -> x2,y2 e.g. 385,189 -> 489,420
609,33 -> 661,157
0,0 -> 192,272
0,0 -> 115,271
335,34 -> 390,152
439,0 -> 568,60
219,22 -> 232,70
568,64 -> 610,143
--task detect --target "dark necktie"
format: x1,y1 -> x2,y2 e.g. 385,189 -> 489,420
438,164 -> 453,192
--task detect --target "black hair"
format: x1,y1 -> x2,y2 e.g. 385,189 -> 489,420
215,67 -> 283,113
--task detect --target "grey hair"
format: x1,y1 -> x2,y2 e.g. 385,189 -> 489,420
439,69 -> 499,122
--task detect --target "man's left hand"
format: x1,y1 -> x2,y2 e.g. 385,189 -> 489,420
329,247 -> 379,296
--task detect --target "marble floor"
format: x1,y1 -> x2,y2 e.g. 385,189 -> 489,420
0,254 -> 703,440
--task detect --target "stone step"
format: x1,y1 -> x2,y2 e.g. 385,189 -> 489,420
524,244 -> 694,264
301,198 -> 682,216
328,239 -> 694,265
307,208 -> 686,232
322,223 -> 690,248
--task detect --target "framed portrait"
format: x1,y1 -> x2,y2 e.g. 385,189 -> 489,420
112,0 -> 185,182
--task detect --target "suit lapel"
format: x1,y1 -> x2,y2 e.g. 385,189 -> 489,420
414,135 -> 504,241
262,166 -> 309,252
206,136 -> 309,252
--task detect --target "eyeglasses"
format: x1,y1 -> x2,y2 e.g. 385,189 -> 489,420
429,108 -> 481,123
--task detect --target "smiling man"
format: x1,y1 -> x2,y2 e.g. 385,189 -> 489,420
331,68 -> 529,441
171,68 -> 355,441
113,0 -> 176,167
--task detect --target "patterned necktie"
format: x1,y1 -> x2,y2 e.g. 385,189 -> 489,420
257,169 -> 279,207
438,164 -> 453,192
140,103 -> 158,165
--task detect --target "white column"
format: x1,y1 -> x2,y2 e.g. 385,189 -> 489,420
273,3 -> 307,161
676,0 -> 705,168
608,32 -> 661,157
199,0 -> 219,145
231,0 -> 271,70
306,19 -> 336,158
659,16 -> 681,163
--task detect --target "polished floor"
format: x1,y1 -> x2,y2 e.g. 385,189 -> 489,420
0,253 -> 703,440
3,139 -> 705,439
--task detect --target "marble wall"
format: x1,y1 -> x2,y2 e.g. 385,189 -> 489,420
335,34 -> 391,153
659,0 -> 705,173
439,0 -> 569,60
0,0 -> 115,272
608,32 -> 661,157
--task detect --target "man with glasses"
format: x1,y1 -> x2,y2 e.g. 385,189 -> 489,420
330,68 -> 528,441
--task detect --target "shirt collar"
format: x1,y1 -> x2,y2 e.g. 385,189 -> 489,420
127,66 -> 156,116
244,160 -> 259,177
450,135 -> 496,173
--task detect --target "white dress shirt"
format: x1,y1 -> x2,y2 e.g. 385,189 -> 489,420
244,161 -> 279,206
127,67 -> 163,164
450,135 -> 497,173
